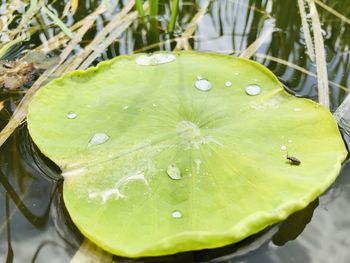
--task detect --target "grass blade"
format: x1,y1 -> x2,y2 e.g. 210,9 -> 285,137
149,0 -> 159,17
0,34 -> 27,59
42,6 -> 74,39
175,0 -> 213,50
239,27 -> 274,59
136,0 -> 145,17
168,0 -> 179,32
308,0 -> 330,109
58,0 -> 135,73
70,0 -> 79,15
297,0 -> 315,62
314,0 -> 350,26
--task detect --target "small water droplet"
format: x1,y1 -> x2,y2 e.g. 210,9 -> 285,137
197,75 -> 204,80
225,81 -> 232,87
246,84 -> 261,96
288,139 -> 293,144
281,145 -> 287,151
195,79 -> 212,92
67,112 -> 77,119
122,105 -> 129,110
88,133 -> 109,147
152,103 -> 157,107
167,164 -> 181,180
294,108 -> 302,112
172,210 -> 182,219
135,53 -> 176,66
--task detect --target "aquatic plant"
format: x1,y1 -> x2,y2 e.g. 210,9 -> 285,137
27,52 -> 347,257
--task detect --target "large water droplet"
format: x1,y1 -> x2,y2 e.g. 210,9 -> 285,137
172,210 -> 182,219
88,133 -> 109,147
167,164 -> 181,180
195,79 -> 212,92
225,81 -> 232,87
67,112 -> 77,119
246,84 -> 262,96
135,53 -> 176,66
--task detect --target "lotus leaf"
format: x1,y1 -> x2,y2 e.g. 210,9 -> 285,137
27,52 -> 347,257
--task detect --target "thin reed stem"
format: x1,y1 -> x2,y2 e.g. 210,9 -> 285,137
168,0 -> 179,32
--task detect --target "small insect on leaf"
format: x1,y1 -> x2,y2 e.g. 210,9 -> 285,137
287,155 -> 301,166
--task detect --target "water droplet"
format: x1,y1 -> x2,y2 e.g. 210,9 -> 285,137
288,139 -> 293,144
225,81 -> 232,87
246,84 -> 262,96
67,112 -> 77,119
294,108 -> 302,112
167,164 -> 181,180
152,103 -> 157,107
197,75 -> 204,80
172,210 -> 182,219
195,79 -> 212,92
281,145 -> 287,151
135,53 -> 176,66
88,133 -> 109,147
122,105 -> 129,110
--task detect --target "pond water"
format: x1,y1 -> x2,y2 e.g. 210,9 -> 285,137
1,0 -> 350,262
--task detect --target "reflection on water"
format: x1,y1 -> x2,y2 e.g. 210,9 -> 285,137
1,0 -> 350,262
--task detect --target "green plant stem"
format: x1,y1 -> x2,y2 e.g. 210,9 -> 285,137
136,0 -> 144,17
149,0 -> 159,18
168,0 -> 179,32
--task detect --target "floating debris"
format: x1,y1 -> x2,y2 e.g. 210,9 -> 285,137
195,79 -> 212,92
88,133 -> 109,147
225,81 -> 232,87
281,145 -> 287,151
246,84 -> 262,96
67,112 -> 77,119
172,210 -> 182,219
135,53 -> 176,66
287,155 -> 301,166
167,164 -> 182,180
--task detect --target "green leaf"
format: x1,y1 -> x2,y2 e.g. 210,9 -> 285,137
27,52 -> 347,257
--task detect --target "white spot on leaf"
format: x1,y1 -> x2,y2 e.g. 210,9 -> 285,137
135,53 -> 176,66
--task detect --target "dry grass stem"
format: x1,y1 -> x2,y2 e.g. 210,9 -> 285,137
79,2 -> 149,69
59,0 -> 135,73
240,27 -> 274,59
174,0 -> 213,51
253,53 -> 348,92
308,0 -> 330,109
297,0 -> 315,61
36,4 -> 107,52
334,95 -> 350,123
314,0 -> 350,26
